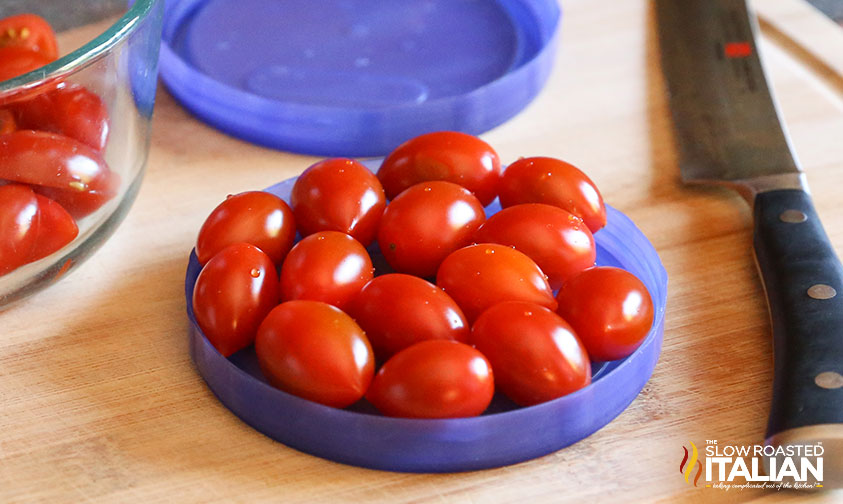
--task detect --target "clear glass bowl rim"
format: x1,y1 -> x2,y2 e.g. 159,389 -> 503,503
0,0 -> 160,92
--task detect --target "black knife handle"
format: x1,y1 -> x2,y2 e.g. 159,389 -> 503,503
754,189 -> 843,441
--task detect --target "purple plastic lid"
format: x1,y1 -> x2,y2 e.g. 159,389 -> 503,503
159,0 -> 560,156
183,170 -> 669,473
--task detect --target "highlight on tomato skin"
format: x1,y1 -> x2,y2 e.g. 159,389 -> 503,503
556,266 -> 654,362
365,340 -> 495,419
255,300 -> 375,409
0,184 -> 40,276
471,301 -> 592,407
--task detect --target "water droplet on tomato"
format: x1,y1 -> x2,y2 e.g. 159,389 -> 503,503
250,268 -> 260,278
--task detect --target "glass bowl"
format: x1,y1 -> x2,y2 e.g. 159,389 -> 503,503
0,0 -> 164,307
183,173 -> 669,473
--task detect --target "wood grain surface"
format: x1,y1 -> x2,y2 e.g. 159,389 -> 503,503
2,0 -> 843,502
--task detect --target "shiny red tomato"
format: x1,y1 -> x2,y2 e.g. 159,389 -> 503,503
10,84 -> 110,151
556,266 -> 654,361
378,181 -> 485,278
346,273 -> 469,361
377,131 -> 501,206
290,158 -> 386,247
279,231 -> 373,310
498,157 -> 606,233
471,301 -> 591,406
255,300 -> 374,408
0,46 -> 54,82
192,243 -> 280,357
473,203 -> 596,290
436,243 -> 556,323
365,340 -> 494,418
196,191 -> 296,266
0,130 -> 119,218
0,109 -> 16,134
28,194 -> 78,262
0,14 -> 58,59
0,184 -> 38,275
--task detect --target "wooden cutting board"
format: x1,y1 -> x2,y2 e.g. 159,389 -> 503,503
2,0 -> 842,502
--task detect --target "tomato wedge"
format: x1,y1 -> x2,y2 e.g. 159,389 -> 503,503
10,84 -> 110,151
0,14 -> 58,59
0,184 -> 39,275
0,130 -> 119,218
28,194 -> 78,262
0,46 -> 54,83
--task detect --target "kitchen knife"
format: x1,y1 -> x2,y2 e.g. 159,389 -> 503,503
656,0 -> 843,486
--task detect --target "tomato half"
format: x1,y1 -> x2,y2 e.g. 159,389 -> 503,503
0,14 -> 58,59
290,158 -> 386,247
346,273 -> 469,361
473,203 -> 596,290
28,194 -> 78,262
0,184 -> 39,275
0,130 -> 119,218
192,243 -> 280,357
196,191 -> 296,266
10,84 -> 110,151
365,340 -> 494,418
555,266 -> 654,361
279,231 -> 373,310
0,46 -> 54,83
255,300 -> 374,408
377,181 -> 486,278
498,157 -> 606,233
471,301 -> 592,406
377,131 -> 502,206
436,243 -> 556,323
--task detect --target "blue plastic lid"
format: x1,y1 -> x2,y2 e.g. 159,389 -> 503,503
159,0 -> 561,156
183,167 -> 669,473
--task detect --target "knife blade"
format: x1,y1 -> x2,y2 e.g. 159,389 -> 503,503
656,0 -> 843,486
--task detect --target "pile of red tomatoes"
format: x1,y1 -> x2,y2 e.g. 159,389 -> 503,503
192,131 -> 654,419
0,14 -> 117,276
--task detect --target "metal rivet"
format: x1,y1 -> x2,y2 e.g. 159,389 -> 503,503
807,284 -> 837,299
815,372 -> 843,389
779,209 -> 807,223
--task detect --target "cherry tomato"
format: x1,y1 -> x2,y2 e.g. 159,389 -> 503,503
365,340 -> 494,418
255,300 -> 374,408
10,84 -> 110,151
378,131 -> 501,206
192,243 -> 280,357
378,181 -> 485,278
0,109 -> 16,134
0,46 -> 54,83
436,243 -> 556,323
556,266 -> 654,361
346,273 -> 469,361
196,191 -> 296,266
473,203 -> 596,290
0,130 -> 119,218
0,184 -> 38,275
498,157 -> 606,233
28,194 -> 78,262
471,301 -> 592,406
290,158 -> 386,247
279,231 -> 373,310
0,14 -> 58,59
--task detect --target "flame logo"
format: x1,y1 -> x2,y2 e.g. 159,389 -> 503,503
680,441 -> 702,486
